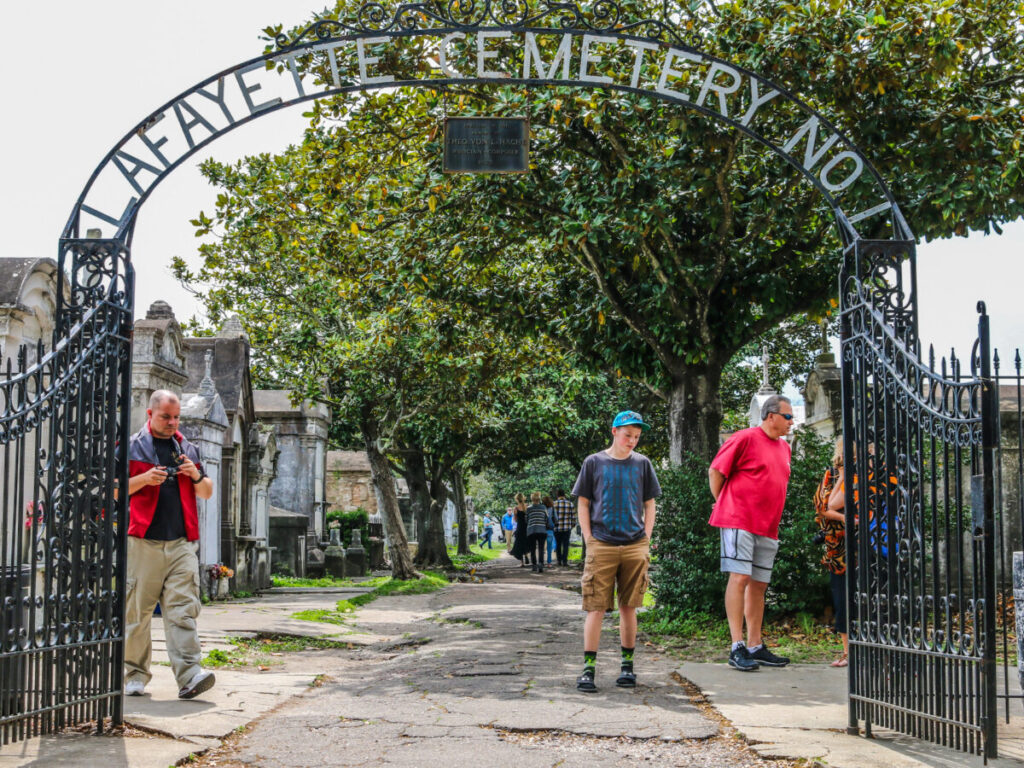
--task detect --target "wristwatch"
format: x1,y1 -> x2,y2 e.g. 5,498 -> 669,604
191,469 -> 207,484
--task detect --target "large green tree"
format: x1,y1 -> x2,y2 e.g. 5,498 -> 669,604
176,142 -> 632,569
257,0 -> 1023,461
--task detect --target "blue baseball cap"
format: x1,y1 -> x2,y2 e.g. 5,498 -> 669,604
612,410 -> 649,430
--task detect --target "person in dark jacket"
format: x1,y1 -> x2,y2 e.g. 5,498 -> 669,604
510,493 -> 531,566
543,495 -> 557,566
525,492 -> 550,573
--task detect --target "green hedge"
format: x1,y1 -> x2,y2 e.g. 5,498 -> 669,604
326,507 -> 370,545
652,429 -> 832,619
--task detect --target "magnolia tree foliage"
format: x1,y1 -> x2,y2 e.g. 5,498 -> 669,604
234,0 -> 1024,463
174,138 -> 631,570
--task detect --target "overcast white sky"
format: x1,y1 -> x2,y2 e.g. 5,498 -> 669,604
2,2 -> 1021,365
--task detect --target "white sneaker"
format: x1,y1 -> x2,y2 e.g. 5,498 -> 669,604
178,670 -> 215,699
124,679 -> 146,696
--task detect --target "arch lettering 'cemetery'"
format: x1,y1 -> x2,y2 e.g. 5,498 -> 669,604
71,29 -> 901,244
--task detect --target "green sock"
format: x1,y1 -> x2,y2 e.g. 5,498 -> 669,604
583,650 -> 597,675
621,646 -> 635,673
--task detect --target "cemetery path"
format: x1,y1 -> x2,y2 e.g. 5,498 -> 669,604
191,556 -> 787,768
12,555 -> 1019,766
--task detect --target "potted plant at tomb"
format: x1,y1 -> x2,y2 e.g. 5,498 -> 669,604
208,563 -> 234,599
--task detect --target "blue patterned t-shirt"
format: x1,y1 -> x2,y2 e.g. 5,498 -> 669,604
572,451 -> 661,544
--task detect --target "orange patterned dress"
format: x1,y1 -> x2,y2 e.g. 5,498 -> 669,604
814,467 -> 846,576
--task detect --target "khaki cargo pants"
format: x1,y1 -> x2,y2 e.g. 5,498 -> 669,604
581,536 -> 651,612
124,537 -> 202,689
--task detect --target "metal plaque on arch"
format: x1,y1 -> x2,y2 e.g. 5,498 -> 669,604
443,117 -> 529,174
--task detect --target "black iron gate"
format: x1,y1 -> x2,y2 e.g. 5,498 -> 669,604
2,0 -> 1012,753
840,239 -> 1001,758
0,240 -> 132,742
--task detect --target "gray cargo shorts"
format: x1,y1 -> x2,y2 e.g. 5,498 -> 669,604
719,528 -> 779,584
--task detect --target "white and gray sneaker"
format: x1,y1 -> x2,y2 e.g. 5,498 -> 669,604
178,670 -> 216,699
124,679 -> 146,696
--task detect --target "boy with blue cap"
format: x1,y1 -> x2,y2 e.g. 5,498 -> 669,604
572,410 -> 661,692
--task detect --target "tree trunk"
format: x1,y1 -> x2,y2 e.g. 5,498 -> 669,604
359,408 -> 416,580
404,450 -> 431,545
667,366 -> 726,465
414,461 -> 454,568
453,468 -> 470,556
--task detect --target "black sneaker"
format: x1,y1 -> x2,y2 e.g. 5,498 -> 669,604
749,645 -> 790,667
576,670 -> 597,692
616,670 -> 636,688
728,645 -> 759,672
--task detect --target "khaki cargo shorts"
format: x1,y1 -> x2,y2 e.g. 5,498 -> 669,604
580,536 -> 651,612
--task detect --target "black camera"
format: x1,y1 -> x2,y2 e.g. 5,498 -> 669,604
163,437 -> 185,482
812,530 -> 827,546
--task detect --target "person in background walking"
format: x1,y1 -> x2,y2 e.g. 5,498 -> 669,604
511,493 -> 532,566
479,512 -> 495,549
708,394 -> 793,672
815,438 -> 848,667
551,490 -> 575,567
502,506 -> 516,550
543,495 -> 556,566
525,492 -> 550,573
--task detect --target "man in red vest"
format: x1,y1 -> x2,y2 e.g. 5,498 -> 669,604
124,390 -> 215,699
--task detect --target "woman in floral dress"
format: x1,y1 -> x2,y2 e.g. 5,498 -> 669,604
814,439 -> 848,667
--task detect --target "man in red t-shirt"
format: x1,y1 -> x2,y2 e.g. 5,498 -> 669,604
708,394 -> 793,672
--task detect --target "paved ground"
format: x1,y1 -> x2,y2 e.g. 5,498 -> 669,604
3,554 -> 1024,767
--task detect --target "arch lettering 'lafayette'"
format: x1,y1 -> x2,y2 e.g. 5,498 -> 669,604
66,19 -> 911,247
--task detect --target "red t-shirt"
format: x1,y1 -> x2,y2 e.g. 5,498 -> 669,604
708,426 -> 791,540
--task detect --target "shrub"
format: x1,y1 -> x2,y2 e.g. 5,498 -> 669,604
652,428 -> 833,619
651,453 -> 723,616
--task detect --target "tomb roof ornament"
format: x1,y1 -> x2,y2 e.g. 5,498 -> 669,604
758,345 -> 776,395
145,301 -> 175,320
218,316 -> 248,340
199,349 -> 217,398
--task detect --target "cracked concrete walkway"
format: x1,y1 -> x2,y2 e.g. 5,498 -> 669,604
7,555 -> 1023,766
210,560 -> 724,767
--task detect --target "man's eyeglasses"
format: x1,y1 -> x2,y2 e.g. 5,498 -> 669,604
771,412 -> 794,421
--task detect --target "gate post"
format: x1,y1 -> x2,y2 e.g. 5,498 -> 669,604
978,302 -> 999,760
838,246 -> 861,737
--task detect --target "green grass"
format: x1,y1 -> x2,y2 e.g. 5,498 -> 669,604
638,607 -> 843,663
203,635 -> 355,668
291,608 -> 353,625
291,571 -> 448,624
447,545 -> 506,567
271,575 -> 384,588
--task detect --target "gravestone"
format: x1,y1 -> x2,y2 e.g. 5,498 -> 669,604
324,527 -> 347,578
346,529 -> 367,577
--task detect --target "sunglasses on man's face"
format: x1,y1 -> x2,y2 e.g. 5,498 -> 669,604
772,412 -> 794,421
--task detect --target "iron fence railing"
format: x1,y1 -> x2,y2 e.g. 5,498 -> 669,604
0,240 -> 132,744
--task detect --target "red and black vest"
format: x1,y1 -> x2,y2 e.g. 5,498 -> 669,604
127,422 -> 202,541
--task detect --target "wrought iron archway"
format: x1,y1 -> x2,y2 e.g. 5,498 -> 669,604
0,0 -> 1004,758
